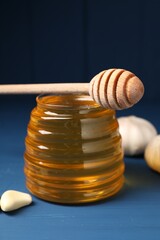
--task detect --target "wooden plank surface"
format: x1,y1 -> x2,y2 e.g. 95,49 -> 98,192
0,97 -> 160,240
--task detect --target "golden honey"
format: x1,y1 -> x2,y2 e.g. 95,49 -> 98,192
24,94 -> 124,204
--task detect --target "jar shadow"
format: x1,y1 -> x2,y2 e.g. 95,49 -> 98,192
124,156 -> 160,188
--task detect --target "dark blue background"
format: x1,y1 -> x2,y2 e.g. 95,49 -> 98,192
0,0 -> 160,103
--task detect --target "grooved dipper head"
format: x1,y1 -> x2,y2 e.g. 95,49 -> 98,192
89,68 -> 144,110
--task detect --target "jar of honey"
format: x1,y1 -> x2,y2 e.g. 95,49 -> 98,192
24,94 -> 124,204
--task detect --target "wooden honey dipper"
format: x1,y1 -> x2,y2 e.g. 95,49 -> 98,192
0,68 -> 144,110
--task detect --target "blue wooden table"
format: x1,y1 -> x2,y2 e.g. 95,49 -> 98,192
0,96 -> 160,240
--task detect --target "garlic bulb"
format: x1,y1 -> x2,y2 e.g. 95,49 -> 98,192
118,115 -> 157,156
144,135 -> 160,173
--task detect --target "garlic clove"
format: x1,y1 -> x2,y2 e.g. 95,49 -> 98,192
118,115 -> 157,156
1,190 -> 32,212
144,135 -> 160,174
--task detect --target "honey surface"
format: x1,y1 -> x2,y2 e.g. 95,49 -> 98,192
24,94 -> 124,203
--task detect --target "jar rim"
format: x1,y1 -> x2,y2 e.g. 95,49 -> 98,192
36,93 -> 108,111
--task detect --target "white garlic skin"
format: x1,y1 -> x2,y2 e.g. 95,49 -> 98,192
145,135 -> 160,173
1,190 -> 32,212
118,115 -> 157,156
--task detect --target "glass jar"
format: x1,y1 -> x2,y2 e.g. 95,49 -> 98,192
24,94 -> 124,204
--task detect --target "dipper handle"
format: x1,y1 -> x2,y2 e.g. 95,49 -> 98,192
0,83 -> 89,95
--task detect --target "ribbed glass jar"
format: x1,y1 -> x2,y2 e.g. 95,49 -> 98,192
24,94 -> 124,204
